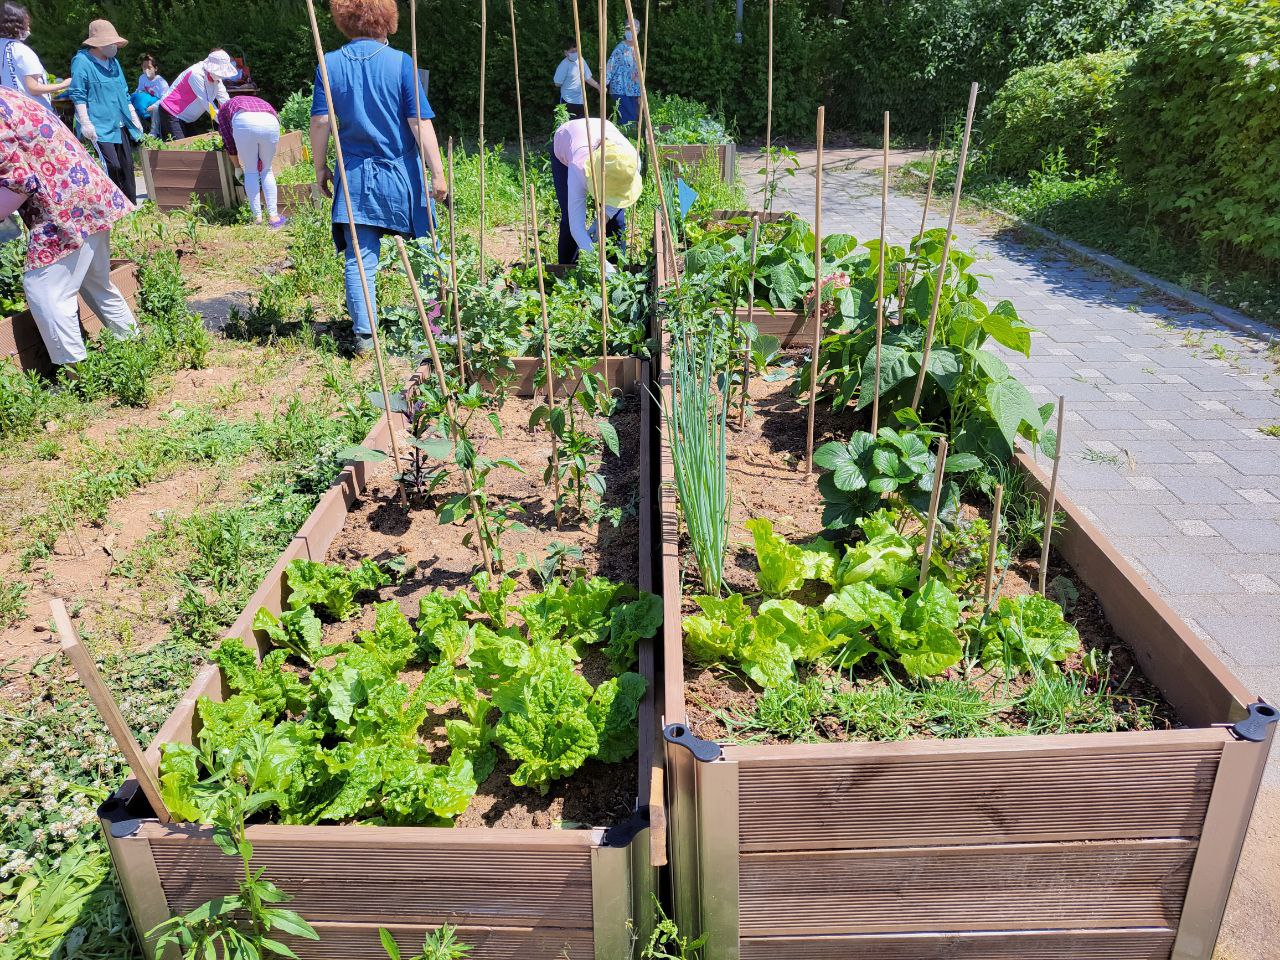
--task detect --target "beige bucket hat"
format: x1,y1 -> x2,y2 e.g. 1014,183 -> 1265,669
83,20 -> 128,48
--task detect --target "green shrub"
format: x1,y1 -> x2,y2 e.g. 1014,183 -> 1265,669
0,363 -> 55,438
278,88 -> 312,133
982,51 -> 1131,176
1116,0 -> 1280,265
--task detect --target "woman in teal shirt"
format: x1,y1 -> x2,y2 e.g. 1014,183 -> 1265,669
310,0 -> 446,354
68,20 -> 143,202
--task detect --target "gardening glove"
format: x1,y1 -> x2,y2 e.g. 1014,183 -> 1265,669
127,105 -> 145,141
74,103 -> 97,143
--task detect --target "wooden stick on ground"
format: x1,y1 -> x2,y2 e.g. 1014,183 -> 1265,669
984,482 -> 1004,606
53,600 -> 173,824
1038,397 -> 1066,595
739,214 -> 760,428
763,0 -> 774,207
508,0 -> 531,255
528,185 -> 564,527
918,437 -> 949,589
596,0 -> 610,368
803,105 -> 825,475
393,236 -> 495,576
910,82 -> 978,413
478,0 -> 488,284
446,139 -> 467,382
871,110 -> 889,436
622,0 -> 679,287
303,0 -> 405,501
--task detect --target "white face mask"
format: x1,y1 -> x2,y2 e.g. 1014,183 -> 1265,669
624,29 -> 634,41
97,44 -> 118,58
567,52 -> 578,62
18,29 -> 29,42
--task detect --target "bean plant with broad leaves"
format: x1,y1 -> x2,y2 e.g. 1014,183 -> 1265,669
530,362 -> 621,525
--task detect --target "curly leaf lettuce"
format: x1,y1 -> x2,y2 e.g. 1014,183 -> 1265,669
496,665 -> 599,794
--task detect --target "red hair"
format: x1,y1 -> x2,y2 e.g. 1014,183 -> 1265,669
330,0 -> 398,39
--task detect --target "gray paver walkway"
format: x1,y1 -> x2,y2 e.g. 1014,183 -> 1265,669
740,149 -> 1280,955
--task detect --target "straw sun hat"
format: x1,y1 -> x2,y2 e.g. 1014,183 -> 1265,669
586,139 -> 643,210
83,20 -> 128,48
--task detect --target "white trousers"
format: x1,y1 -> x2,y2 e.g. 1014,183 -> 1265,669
232,111 -> 281,221
23,230 -> 138,366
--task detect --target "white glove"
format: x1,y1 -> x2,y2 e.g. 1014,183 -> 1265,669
128,105 -> 145,137
74,103 -> 97,142
604,260 -> 618,276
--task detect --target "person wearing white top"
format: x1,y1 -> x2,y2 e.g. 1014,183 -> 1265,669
0,3 -> 69,109
552,44 -> 599,121
155,49 -> 236,139
550,116 -> 642,266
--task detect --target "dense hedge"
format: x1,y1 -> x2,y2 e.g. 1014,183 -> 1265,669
980,51 -> 1130,176
1115,0 -> 1280,265
31,0 -> 1156,142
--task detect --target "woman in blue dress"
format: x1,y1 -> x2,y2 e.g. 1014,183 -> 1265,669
310,0 -> 446,354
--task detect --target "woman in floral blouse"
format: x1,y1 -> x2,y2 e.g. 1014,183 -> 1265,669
0,85 -> 137,367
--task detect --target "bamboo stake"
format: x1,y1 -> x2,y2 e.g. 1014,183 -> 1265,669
53,600 -> 172,823
304,0 -> 405,500
739,215 -> 760,428
911,82 -> 978,412
871,110 -> 888,436
478,0 -> 488,284
408,0 -> 446,302
508,0 -> 531,255
763,0 -> 774,206
597,0 -> 610,368
393,237 -> 495,577
984,482 -> 1003,607
632,2 -> 649,162
902,148 -> 939,312
446,139 -> 467,382
918,437 -> 949,589
622,0 -> 679,288
528,186 -> 564,527
803,105 -> 825,476
1038,397 -> 1066,595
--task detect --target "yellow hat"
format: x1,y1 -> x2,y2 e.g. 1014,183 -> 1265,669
586,140 -> 643,209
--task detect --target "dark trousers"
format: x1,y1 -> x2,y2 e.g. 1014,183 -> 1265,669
559,100 -> 586,121
96,136 -> 137,204
550,148 -> 627,266
156,105 -> 190,141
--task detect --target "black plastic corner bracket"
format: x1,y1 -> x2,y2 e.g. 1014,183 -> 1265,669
602,806 -> 650,848
663,722 -> 722,762
1230,701 -> 1279,743
98,795 -> 144,839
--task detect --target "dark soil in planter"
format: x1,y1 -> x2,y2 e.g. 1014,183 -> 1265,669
676,376 -> 1178,745
321,388 -> 644,829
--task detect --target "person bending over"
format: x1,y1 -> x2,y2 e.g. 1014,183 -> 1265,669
551,115 -> 642,267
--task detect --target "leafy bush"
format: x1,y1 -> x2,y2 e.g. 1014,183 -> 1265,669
278,88 -> 312,133
650,93 -> 732,145
981,51 -> 1131,176
1116,0 -> 1280,265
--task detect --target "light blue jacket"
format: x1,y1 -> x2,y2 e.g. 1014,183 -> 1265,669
68,49 -> 135,144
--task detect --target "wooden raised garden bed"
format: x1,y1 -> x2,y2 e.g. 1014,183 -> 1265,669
658,142 -> 737,182
141,131 -> 304,211
98,359 -> 664,960
652,217 -> 1274,960
0,259 -> 141,373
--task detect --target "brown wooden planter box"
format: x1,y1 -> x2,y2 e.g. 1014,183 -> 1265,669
657,142 -> 736,181
0,260 -> 141,373
502,355 -> 642,399
652,214 -> 1273,960
141,131 -> 304,212
99,364 -> 663,960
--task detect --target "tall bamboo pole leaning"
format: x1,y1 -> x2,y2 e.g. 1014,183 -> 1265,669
871,110 -> 889,436
446,139 -> 468,382
910,82 -> 978,412
408,0 -> 447,303
803,105 -> 825,475
632,0 -> 651,163
303,0 -> 405,500
529,185 -> 564,527
739,215 -> 760,428
983,482 -> 1004,607
622,0 -> 679,287
918,437 -> 949,589
763,0 -> 774,205
596,0 -> 611,367
477,0 -> 488,284
1038,397 -> 1067,595
508,0 -> 531,254
393,236 -> 495,576
903,148 -> 940,296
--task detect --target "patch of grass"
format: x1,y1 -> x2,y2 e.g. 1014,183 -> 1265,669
1260,424 -> 1280,438
1082,447 -> 1121,465
0,581 -> 27,629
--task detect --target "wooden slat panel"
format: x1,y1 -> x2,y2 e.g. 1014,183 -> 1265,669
737,744 -> 1220,849
739,928 -> 1176,960
739,840 -> 1196,936
151,840 -> 595,927
297,922 -> 593,960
